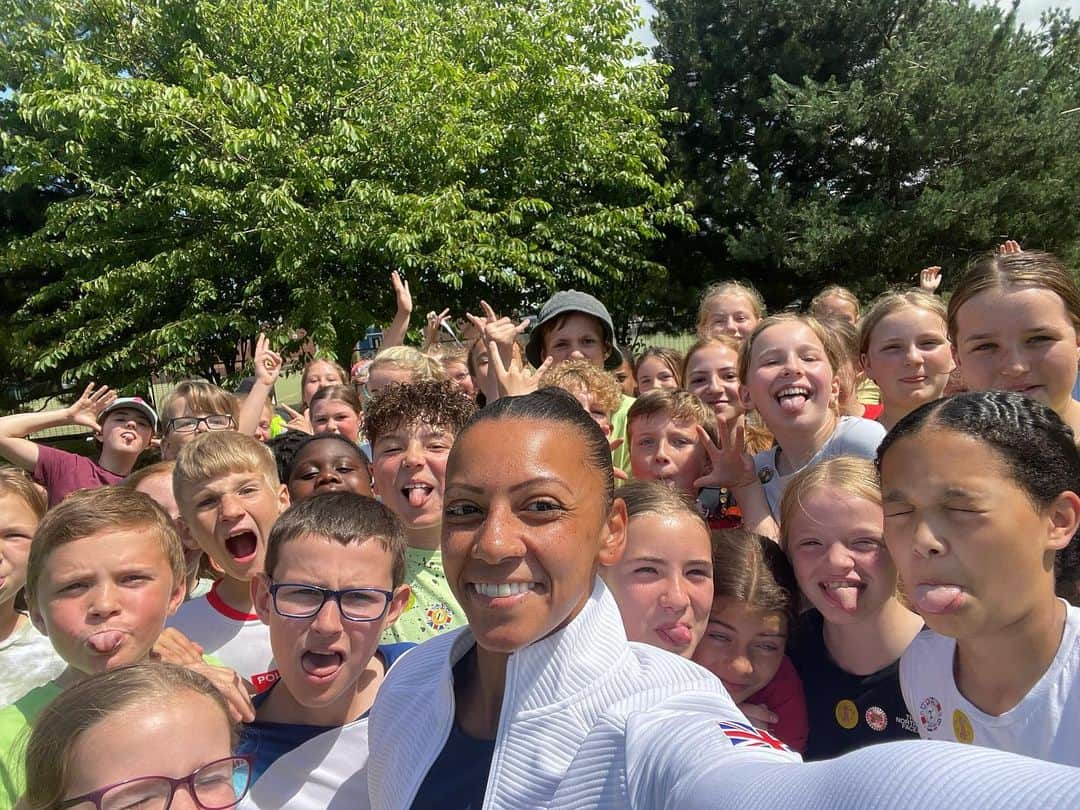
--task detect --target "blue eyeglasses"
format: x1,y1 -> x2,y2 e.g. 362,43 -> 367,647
269,583 -> 394,622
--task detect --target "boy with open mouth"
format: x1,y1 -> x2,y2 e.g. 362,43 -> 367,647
240,492 -> 412,805
170,431 -> 290,688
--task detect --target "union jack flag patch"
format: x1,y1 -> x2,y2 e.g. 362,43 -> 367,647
717,720 -> 792,752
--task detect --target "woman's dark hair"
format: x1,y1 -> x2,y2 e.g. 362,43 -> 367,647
877,390 -> 1080,602
460,388 -> 615,507
284,433 -> 370,482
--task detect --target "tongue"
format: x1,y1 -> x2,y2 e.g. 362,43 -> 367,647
663,625 -> 693,645
778,394 -> 808,414
302,651 -> 343,678
87,630 -> 124,653
226,533 -> 257,560
831,585 -> 860,613
407,487 -> 429,508
915,584 -> 962,614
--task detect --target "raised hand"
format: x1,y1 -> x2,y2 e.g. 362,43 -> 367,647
253,332 -> 283,386
391,270 -> 413,316
487,340 -> 552,400
423,308 -> 452,348
466,300 -> 530,370
66,382 -> 117,429
692,419 -> 757,491
918,266 -> 942,293
998,239 -> 1022,255
280,404 -> 313,434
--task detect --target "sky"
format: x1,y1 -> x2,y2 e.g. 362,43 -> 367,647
632,0 -> 1080,48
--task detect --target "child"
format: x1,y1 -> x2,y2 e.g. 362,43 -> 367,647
696,281 -> 764,340
158,379 -> 239,461
365,380 -> 476,643
626,391 -> 740,528
634,347 -> 683,395
809,285 -> 860,325
241,493 -> 413,801
602,480 -> 713,659
284,434 -> 373,503
817,315 -> 876,420
122,460 -> 210,599
366,347 -> 445,399
780,456 -> 922,760
0,384 -> 156,506
539,358 -> 623,436
430,346 -> 477,399
697,314 -> 887,534
24,663 -> 251,810
858,289 -> 952,431
683,337 -> 744,426
170,431 -> 290,686
0,486 -> 189,805
309,384 -> 363,444
693,528 -> 808,753
524,290 -> 634,473
613,354 -> 637,398
947,250 -> 1080,438
301,358 -> 348,409
880,391 -> 1080,764
0,469 -> 64,705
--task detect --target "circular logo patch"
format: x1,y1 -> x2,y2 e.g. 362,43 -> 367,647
425,603 -> 454,631
865,706 -> 888,732
835,699 -> 859,730
919,697 -> 943,732
952,709 -> 975,744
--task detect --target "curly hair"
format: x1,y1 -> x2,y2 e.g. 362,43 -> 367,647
364,380 -> 477,445
539,358 -> 623,418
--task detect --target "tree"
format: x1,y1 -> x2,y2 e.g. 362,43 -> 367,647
652,0 -> 1080,322
0,0 -> 691,392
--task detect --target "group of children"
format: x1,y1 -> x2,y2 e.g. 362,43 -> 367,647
1,242 -> 1079,808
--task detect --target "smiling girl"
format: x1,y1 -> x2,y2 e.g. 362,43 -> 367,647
948,250 -> 1080,439
781,456 -> 922,760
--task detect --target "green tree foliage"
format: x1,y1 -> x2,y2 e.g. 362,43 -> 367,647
652,0 -> 1080,320
0,0 -> 689,391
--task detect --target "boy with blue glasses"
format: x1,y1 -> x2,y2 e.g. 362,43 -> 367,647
241,492 -> 412,807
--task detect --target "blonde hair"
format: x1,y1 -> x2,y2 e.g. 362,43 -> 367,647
539,358 -> 623,418
696,281 -> 766,338
369,346 -> 445,383
120,460 -> 175,491
858,289 -> 947,357
429,345 -> 469,368
778,456 -> 880,551
0,467 -> 47,520
24,663 -> 236,810
303,358 -> 349,388
810,285 -> 861,320
173,430 -> 280,501
737,313 -> 841,384
626,389 -> 718,445
618,479 -> 708,533
26,487 -> 185,605
158,380 -> 238,428
947,250 -> 1080,342
634,347 -> 684,388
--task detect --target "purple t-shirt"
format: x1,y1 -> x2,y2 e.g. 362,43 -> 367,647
33,444 -> 123,507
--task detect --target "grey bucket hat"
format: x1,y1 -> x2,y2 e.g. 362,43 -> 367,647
524,290 -> 624,371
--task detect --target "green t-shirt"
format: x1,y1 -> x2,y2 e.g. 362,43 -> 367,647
0,680 -> 62,810
381,547 -> 465,644
610,393 -> 635,477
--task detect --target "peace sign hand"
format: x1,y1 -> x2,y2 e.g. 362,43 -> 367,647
280,404 -> 313,435
466,301 -> 530,370
423,308 -> 451,347
487,340 -> 553,400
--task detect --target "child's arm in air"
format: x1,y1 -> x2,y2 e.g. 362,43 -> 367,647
0,383 -> 115,471
237,333 -> 281,436
382,270 -> 413,348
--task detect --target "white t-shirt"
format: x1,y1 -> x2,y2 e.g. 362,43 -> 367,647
0,616 -> 66,706
899,601 -> 1080,765
240,717 -> 371,810
753,416 -> 886,518
168,582 -> 277,691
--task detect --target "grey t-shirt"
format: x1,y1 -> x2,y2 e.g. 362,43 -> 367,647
753,416 -> 887,519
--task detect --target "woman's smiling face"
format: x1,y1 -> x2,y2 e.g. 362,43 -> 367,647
441,416 -> 626,654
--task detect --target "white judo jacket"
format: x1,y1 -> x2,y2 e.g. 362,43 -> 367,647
366,580 -> 799,809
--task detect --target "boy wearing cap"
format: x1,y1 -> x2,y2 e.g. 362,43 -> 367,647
0,382 -> 156,506
524,290 -> 634,473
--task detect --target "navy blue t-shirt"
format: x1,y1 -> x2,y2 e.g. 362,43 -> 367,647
239,642 -> 413,782
411,649 -> 496,810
